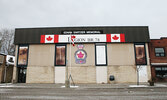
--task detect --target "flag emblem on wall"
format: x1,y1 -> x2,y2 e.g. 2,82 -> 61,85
106,34 -> 125,42
40,35 -> 59,43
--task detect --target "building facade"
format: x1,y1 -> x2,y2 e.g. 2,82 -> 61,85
0,54 -> 14,83
149,37 -> 167,82
12,26 -> 151,83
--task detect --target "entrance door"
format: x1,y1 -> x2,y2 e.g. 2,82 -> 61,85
18,67 -> 27,83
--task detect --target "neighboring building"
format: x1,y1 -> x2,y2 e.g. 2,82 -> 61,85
0,53 -> 6,83
0,54 -> 14,83
149,37 -> 167,82
12,26 -> 151,83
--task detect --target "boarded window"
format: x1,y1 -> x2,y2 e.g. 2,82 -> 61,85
55,45 -> 66,66
134,44 -> 147,65
95,44 -> 107,66
17,45 -> 29,66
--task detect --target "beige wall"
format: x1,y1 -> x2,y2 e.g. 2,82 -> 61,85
107,43 -> 136,83
107,43 -> 135,66
70,66 -> 96,83
107,43 -> 151,83
12,45 -> 18,83
28,44 -> 55,66
13,43 -> 151,83
26,44 -> 55,83
145,43 -> 151,80
66,44 -> 95,67
26,66 -> 54,83
12,66 -> 17,83
108,65 -> 137,83
66,44 -> 96,83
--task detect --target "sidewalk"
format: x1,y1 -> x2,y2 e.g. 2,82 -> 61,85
0,83 -> 167,89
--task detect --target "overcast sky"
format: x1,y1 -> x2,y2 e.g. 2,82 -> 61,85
0,0 -> 167,39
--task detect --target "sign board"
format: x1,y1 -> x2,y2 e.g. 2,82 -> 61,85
75,44 -> 87,64
62,30 -> 102,34
6,55 -> 15,65
40,34 -> 125,43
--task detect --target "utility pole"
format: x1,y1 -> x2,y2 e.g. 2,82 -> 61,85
65,34 -> 75,88
65,35 -> 71,88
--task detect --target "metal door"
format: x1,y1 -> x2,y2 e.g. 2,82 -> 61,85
18,67 -> 27,83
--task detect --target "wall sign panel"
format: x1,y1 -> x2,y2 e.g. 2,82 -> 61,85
40,34 -> 125,43
75,44 -> 87,64
62,30 -> 102,34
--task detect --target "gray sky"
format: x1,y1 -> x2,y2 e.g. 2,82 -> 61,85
0,0 -> 167,39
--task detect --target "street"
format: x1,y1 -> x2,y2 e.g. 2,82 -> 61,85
0,83 -> 167,100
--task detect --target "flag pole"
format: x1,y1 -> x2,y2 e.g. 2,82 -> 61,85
69,33 -> 72,87
65,34 -> 70,88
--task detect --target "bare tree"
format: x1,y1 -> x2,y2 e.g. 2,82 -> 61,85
0,29 -> 15,55
0,31 -> 2,49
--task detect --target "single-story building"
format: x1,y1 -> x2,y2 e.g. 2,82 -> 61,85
12,26 -> 151,83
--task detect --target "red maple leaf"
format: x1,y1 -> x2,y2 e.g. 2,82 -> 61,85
46,36 -> 53,41
77,51 -> 84,58
71,35 -> 76,41
112,35 -> 119,40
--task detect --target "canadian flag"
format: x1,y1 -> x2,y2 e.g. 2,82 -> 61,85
106,34 -> 125,42
40,35 -> 59,43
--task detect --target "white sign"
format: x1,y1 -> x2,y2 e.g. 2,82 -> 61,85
6,55 -> 15,66
59,34 -> 106,43
40,34 -> 125,43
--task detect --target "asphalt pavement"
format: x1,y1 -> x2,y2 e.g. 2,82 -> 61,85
0,83 -> 167,100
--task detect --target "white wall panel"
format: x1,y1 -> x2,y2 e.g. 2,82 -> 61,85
55,67 -> 65,83
137,65 -> 148,82
96,67 -> 107,83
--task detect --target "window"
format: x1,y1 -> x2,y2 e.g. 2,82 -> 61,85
55,44 -> 66,66
155,48 -> 165,57
95,44 -> 107,66
155,67 -> 167,78
17,45 -> 29,67
134,44 -> 147,65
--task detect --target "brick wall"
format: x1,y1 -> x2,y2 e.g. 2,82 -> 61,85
149,37 -> 167,63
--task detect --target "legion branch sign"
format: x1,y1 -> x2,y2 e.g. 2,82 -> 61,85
40,34 -> 125,43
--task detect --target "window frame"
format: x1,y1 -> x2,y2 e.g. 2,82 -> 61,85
155,47 -> 165,57
95,43 -> 107,66
155,66 -> 167,78
134,43 -> 147,65
54,44 -> 67,66
17,45 -> 29,67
